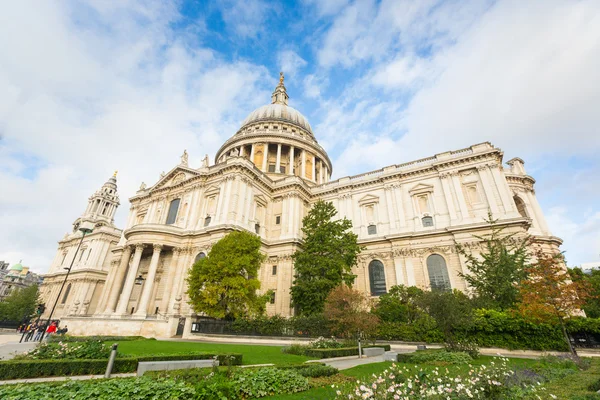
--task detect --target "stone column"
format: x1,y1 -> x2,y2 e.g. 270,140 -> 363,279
96,259 -> 118,312
393,254 -> 405,286
289,146 -> 295,175
405,257 -> 416,287
115,244 -> 145,315
478,165 -> 500,215
135,244 -> 163,317
526,189 -> 550,234
103,246 -> 133,314
490,165 -> 515,214
275,144 -> 282,172
301,150 -> 306,178
312,155 -> 316,182
384,186 -> 397,232
440,173 -> 458,221
249,144 -> 255,163
261,143 -> 268,171
170,249 -> 191,313
161,248 -> 182,313
451,173 -> 469,220
239,146 -> 244,157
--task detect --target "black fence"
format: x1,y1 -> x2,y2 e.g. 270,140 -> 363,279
570,331 -> 600,348
190,317 -> 317,337
0,321 -> 19,330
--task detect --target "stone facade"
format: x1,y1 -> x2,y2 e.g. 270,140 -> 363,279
39,74 -> 561,338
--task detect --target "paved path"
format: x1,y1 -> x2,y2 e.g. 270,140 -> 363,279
0,334 -> 37,361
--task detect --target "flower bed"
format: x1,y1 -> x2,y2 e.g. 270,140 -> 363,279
334,358 -> 555,399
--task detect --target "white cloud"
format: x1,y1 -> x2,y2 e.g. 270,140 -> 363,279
218,0 -> 276,38
546,207 -> 600,266
277,50 -> 307,77
0,2 -> 269,273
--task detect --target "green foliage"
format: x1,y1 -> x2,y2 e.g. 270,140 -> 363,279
291,201 -> 361,315
230,314 -> 289,335
570,267 -> 600,318
303,345 -> 390,359
186,231 -> 268,320
373,285 -> 424,323
234,367 -> 310,398
0,285 -> 39,322
281,343 -> 309,355
418,289 -> 474,349
0,352 -> 242,379
376,317 -> 444,343
588,377 -> 600,392
18,340 -> 111,360
456,214 -> 530,311
289,314 -> 331,337
0,376 -> 196,400
295,364 -> 339,378
48,335 -> 148,343
397,350 -> 473,365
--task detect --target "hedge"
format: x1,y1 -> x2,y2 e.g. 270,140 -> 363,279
0,352 -> 242,380
303,345 -> 390,359
48,335 -> 150,343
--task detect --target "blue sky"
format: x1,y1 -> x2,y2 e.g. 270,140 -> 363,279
0,0 -> 599,272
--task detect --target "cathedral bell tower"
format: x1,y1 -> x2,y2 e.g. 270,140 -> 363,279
73,172 -> 120,231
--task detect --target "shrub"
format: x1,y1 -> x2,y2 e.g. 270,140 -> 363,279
0,352 -> 242,379
304,345 -> 390,359
0,376 -> 195,400
281,343 -> 309,356
397,350 -> 473,365
290,314 -> 331,337
295,364 -> 338,378
377,317 -> 444,343
234,367 -> 309,398
47,335 -> 148,343
19,340 -> 112,360
590,378 -> 600,393
308,336 -> 344,349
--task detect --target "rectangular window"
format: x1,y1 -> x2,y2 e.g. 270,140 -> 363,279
270,292 -> 276,304
272,265 -> 277,275
422,216 -> 434,227
367,224 -> 377,235
275,215 -> 281,225
280,166 -> 286,173
268,164 -> 276,172
204,216 -> 211,227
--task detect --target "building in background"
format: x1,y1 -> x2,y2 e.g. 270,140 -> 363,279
0,261 -> 43,301
39,74 -> 562,338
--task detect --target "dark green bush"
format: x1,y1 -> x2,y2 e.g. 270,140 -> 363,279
397,350 -> 473,365
303,345 -> 390,359
0,352 -> 242,379
233,367 -> 309,398
281,343 -> 309,355
295,364 -> 338,377
589,378 -> 600,393
0,376 -> 195,400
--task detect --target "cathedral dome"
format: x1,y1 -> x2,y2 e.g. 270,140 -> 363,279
9,262 -> 23,272
240,103 -> 314,136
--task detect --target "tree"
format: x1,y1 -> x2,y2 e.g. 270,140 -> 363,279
372,285 -> 424,323
186,231 -> 269,320
456,213 -> 530,310
323,285 -> 380,340
291,201 -> 361,315
418,289 -> 474,350
518,249 -> 592,356
0,285 -> 39,322
569,267 -> 600,318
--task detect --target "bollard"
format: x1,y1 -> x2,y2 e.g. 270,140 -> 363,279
357,336 -> 362,359
104,343 -> 118,378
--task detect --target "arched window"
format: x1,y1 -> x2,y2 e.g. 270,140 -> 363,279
422,216 -> 434,227
61,284 -> 72,304
204,216 -> 211,227
426,254 -> 451,291
368,260 -> 387,296
194,252 -> 206,263
165,199 -> 181,225
514,196 -> 528,219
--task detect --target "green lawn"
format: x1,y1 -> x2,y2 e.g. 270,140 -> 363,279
113,339 -> 315,365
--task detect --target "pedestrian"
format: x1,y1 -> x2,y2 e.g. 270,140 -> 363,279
25,323 -> 35,342
34,324 -> 45,341
45,321 -> 57,339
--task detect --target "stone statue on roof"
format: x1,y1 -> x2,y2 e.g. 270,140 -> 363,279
180,149 -> 188,166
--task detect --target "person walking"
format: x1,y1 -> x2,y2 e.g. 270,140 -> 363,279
34,323 -> 45,341
25,323 -> 36,342
45,321 -> 57,339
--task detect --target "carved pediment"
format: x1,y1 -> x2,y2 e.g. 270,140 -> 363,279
204,185 -> 220,196
358,194 -> 379,205
408,183 -> 434,195
255,194 -> 267,207
150,167 -> 199,191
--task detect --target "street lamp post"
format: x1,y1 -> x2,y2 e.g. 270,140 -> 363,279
39,221 -> 94,342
